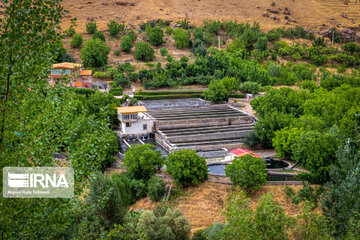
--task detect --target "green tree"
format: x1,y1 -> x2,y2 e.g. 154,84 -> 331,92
92,31 -> 106,42
239,81 -> 260,94
148,26 -> 165,46
173,28 -> 190,49
86,21 -> 97,34
121,35 -> 133,52
272,127 -> 305,158
137,207 -> 191,240
87,172 -> 132,227
293,131 -> 340,183
321,142 -> 360,239
134,42 -> 155,61
70,33 -> 83,48
225,155 -> 267,190
108,20 -> 124,37
80,39 -> 111,67
147,175 -> 167,202
255,36 -> 268,51
166,150 -> 208,187
123,144 -> 164,180
204,80 -> 229,102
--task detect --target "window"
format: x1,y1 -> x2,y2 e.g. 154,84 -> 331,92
143,124 -> 147,130
126,122 -> 131,127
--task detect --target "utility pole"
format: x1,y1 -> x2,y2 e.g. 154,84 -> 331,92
332,29 -> 334,46
218,35 -> 221,50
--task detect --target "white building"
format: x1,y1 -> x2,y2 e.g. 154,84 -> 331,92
117,106 -> 154,138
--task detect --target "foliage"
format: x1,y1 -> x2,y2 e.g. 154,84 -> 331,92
255,36 -> 268,51
239,81 -> 260,94
92,31 -> 106,42
123,144 -> 164,180
321,142 -> 360,239
87,172 -> 132,227
64,17 -> 77,36
219,191 -> 290,240
121,35 -> 133,52
137,207 -> 191,240
243,131 -> 261,148
108,20 -> 124,37
173,28 -> 190,49
127,30 -> 138,42
166,150 -> 208,187
114,50 -> 121,56
80,39 -> 111,67
134,42 -> 155,61
109,87 -> 123,96
105,211 -> 146,240
225,155 -> 267,190
86,21 -> 97,34
70,33 -> 83,48
147,176 -> 167,202
147,26 -> 165,46
204,80 -> 229,102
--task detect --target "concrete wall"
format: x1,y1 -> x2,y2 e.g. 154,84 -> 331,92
166,130 -> 253,143
120,118 -> 154,136
139,98 -> 211,110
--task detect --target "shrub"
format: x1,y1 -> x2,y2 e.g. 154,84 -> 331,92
299,80 -> 319,92
114,50 -> 121,56
147,176 -> 166,202
243,131 -> 261,148
108,20 -> 124,37
92,31 -> 106,42
134,42 -> 155,61
137,208 -> 190,240
148,26 -> 164,46
127,30 -> 138,42
239,81 -> 261,94
255,36 -> 268,51
109,87 -> 123,96
204,80 -> 229,102
226,38 -> 245,53
166,150 -> 208,187
128,177 -> 147,201
123,144 -> 164,180
120,35 -> 133,52
225,154 -> 267,190
70,33 -> 83,48
127,72 -> 139,82
86,22 -> 97,34
173,28 -> 190,49
165,26 -> 173,35
87,172 -> 132,225
160,47 -> 168,56
80,39 -> 111,67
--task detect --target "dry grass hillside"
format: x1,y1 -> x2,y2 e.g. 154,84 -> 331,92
131,182 -> 307,235
61,0 -> 360,32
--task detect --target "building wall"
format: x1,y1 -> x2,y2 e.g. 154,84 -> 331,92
120,118 -> 154,136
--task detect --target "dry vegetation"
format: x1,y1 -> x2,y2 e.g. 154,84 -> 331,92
131,182 -> 306,234
61,0 -> 360,33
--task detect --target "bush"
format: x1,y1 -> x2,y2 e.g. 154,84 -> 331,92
160,47 -> 168,56
204,80 -> 229,102
147,176 -> 166,202
128,177 -> 147,201
87,172 -> 132,226
148,26 -> 164,46
165,26 -> 173,35
86,22 -> 97,34
127,72 -> 139,82
243,131 -> 261,148
134,42 -> 155,61
239,81 -> 261,94
225,154 -> 267,190
92,31 -> 106,42
255,36 -> 268,51
137,208 -> 190,240
70,33 -> 83,48
80,39 -> 111,67
127,30 -> 138,42
109,87 -> 123,96
173,28 -> 190,49
120,35 -> 133,52
166,150 -> 208,187
108,20 -> 124,37
123,144 -> 164,180
114,50 -> 121,56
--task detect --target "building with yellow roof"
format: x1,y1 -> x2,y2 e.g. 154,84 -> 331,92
116,106 -> 154,138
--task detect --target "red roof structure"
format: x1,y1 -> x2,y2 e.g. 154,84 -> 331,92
231,148 -> 262,158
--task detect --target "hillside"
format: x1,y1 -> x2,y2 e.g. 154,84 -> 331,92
61,0 -> 360,32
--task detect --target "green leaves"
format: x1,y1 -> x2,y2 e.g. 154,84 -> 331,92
80,39 -> 110,67
166,149 -> 208,187
225,155 -> 267,190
